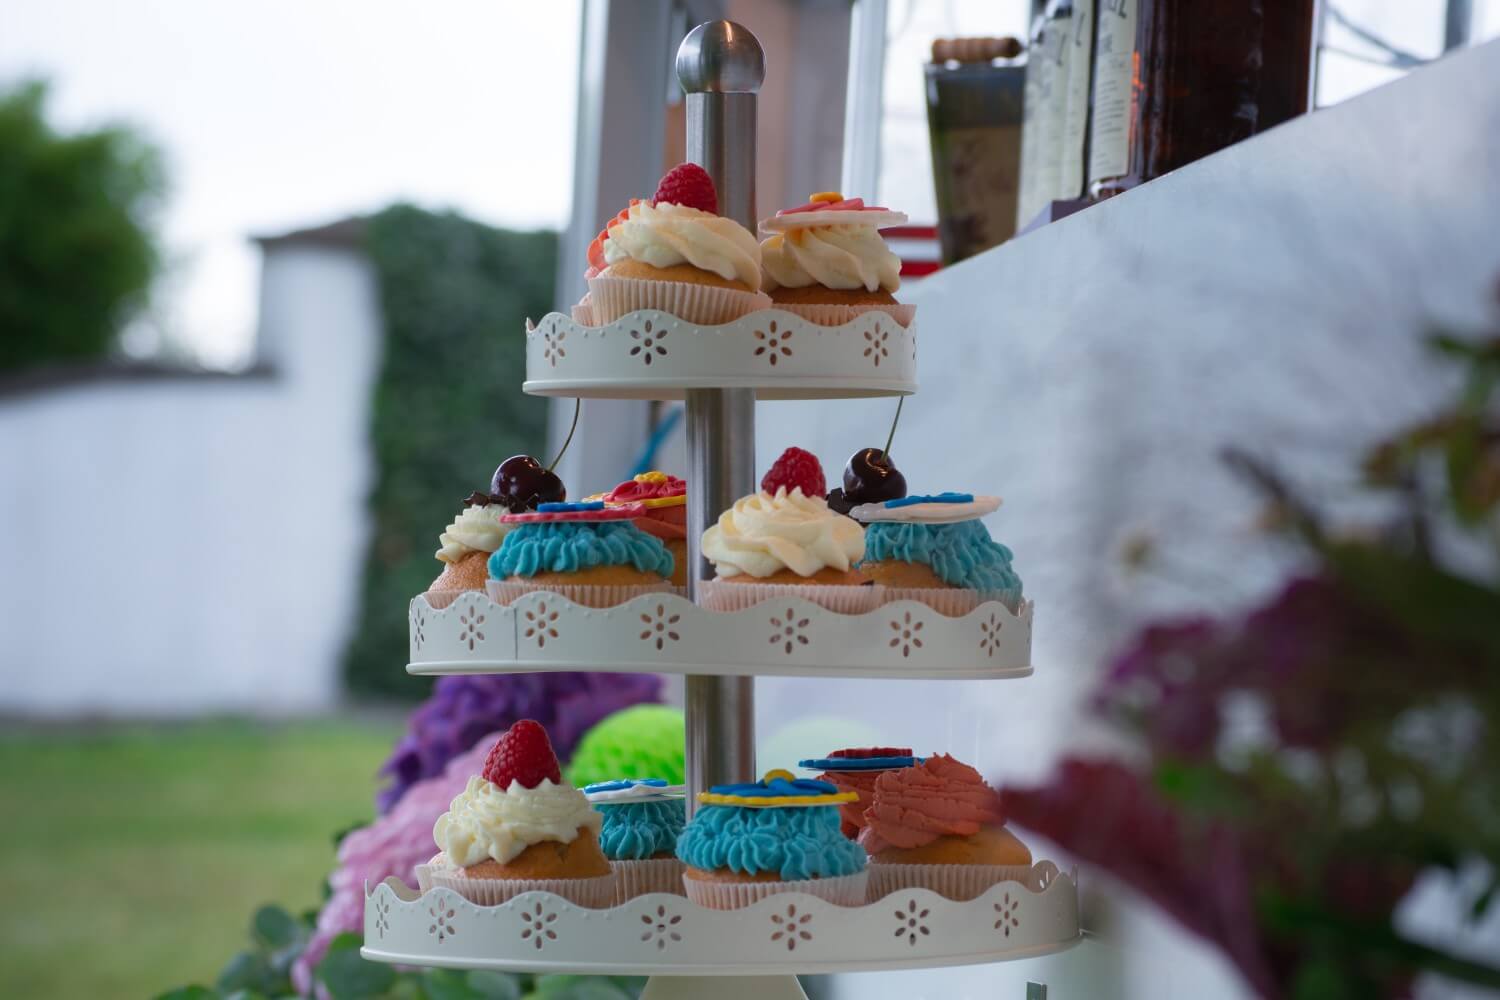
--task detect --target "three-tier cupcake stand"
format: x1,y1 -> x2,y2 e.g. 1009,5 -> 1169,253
362,22 -> 1080,999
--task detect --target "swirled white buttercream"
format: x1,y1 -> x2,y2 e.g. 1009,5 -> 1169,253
760,226 -> 903,293
700,487 -> 865,578
433,775 -> 603,868
435,506 -> 511,563
603,202 -> 763,290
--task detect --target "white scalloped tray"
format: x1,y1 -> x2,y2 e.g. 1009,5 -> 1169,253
522,309 -> 916,400
407,591 -> 1033,679
361,863 -> 1079,976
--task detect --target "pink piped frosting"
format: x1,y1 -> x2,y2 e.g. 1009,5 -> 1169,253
605,473 -> 686,505
857,754 -> 1005,855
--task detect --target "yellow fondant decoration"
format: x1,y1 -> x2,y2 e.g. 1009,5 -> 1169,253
634,471 -> 669,484
696,789 -> 858,808
809,191 -> 843,204
763,768 -> 796,783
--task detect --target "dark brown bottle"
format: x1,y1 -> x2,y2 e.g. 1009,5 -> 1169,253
1088,0 -> 1316,200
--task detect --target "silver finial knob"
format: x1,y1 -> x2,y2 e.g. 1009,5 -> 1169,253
676,20 -> 765,95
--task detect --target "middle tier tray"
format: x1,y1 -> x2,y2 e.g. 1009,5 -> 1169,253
408,591 -> 1033,679
523,308 -> 916,400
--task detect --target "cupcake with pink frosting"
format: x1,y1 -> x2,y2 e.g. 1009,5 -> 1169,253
859,754 -> 1032,901
759,192 -> 915,327
800,747 -> 921,840
585,163 -> 769,325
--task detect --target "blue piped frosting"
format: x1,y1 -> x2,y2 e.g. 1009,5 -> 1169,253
488,521 -> 675,579
885,492 -> 973,508
597,798 -> 686,860
863,520 -> 1023,596
675,803 -> 867,880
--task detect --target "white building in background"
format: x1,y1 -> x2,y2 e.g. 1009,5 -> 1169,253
0,221 -> 381,716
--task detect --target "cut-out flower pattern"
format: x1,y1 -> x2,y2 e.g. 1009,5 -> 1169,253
374,896 -> 391,939
543,328 -> 566,366
889,610 -> 924,657
863,324 -> 889,367
994,892 -> 1021,937
639,904 -> 683,951
412,607 -> 426,651
520,902 -> 559,950
458,609 -> 486,651
428,903 -> 458,943
628,320 -> 667,366
752,320 -> 793,366
768,607 -> 811,655
523,602 -> 560,648
893,898 -> 931,946
639,603 -> 682,651
769,903 -> 813,951
980,612 -> 1003,657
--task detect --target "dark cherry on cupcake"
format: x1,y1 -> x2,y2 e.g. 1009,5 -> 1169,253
826,447 -> 907,515
477,455 -> 567,513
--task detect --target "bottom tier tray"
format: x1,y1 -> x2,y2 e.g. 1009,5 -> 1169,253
361,862 -> 1079,976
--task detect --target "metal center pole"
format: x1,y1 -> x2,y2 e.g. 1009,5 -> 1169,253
677,21 -> 764,815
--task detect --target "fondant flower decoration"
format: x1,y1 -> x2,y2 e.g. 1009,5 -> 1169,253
798,753 -> 925,773
848,493 -> 1001,525
760,191 -> 908,234
583,777 -> 686,803
501,501 -> 648,524
603,472 -> 687,509
697,769 -> 858,808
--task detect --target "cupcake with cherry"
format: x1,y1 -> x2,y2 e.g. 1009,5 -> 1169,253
859,753 -> 1032,901
675,770 -> 869,909
487,500 -> 676,608
759,192 -> 914,327
595,471 -> 689,587
699,447 -> 875,614
425,720 -> 614,907
800,747 -> 922,840
584,778 -> 687,902
584,162 -> 770,325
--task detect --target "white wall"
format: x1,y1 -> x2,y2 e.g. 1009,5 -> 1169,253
0,242 -> 380,716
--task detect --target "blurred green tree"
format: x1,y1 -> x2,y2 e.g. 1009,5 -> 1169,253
345,206 -> 554,698
0,81 -> 163,371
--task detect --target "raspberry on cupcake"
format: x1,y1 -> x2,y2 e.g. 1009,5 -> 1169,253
488,501 -> 675,608
426,720 -> 613,906
585,163 -> 770,325
584,778 -> 687,902
759,192 -> 914,327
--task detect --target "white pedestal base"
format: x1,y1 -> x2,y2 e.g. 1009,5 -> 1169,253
641,974 -> 807,1000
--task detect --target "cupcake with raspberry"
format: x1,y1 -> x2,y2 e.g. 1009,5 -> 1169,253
699,447 -> 874,614
487,501 -> 675,608
599,472 -> 688,587
584,778 -> 687,902
859,753 -> 1032,901
426,720 -> 614,907
759,193 -> 915,327
676,770 -> 868,909
851,493 -> 1024,615
800,748 -> 921,840
586,163 -> 769,325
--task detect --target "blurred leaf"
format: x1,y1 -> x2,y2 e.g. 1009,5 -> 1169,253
252,904 -> 300,951
315,933 -> 395,999
217,951 -> 274,995
466,970 -> 525,999
153,988 -> 219,1000
524,974 -> 634,1000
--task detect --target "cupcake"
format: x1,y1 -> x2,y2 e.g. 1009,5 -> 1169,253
859,754 -> 1032,901
584,778 -> 687,902
759,192 -> 915,327
698,447 -> 874,614
585,163 -> 769,325
800,748 -> 922,840
850,492 -> 1024,614
425,720 -> 614,907
487,501 -> 675,608
598,472 -> 688,587
676,770 -> 869,909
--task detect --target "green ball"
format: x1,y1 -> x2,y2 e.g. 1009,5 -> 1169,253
564,704 -> 686,787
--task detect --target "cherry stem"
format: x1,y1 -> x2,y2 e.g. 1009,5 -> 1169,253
882,396 -> 903,460
547,398 -> 581,472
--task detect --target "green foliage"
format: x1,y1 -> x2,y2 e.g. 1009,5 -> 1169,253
344,206 -> 555,698
0,80 -> 162,371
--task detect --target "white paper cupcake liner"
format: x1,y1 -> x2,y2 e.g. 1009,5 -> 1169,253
873,586 -> 1021,616
587,274 -> 771,326
769,301 -> 916,329
424,867 -> 616,908
422,589 -> 464,610
570,294 -> 594,325
485,580 -> 674,609
682,870 -> 869,910
699,580 -> 881,615
612,858 -> 687,903
866,862 -> 1034,902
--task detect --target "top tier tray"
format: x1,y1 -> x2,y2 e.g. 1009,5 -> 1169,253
522,309 -> 916,400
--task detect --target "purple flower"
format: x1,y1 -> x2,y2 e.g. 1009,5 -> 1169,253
377,672 -> 662,813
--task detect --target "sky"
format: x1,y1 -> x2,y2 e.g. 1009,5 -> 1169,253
1,1 -> 582,367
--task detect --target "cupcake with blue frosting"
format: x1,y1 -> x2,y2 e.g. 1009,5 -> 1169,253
676,770 -> 869,909
487,501 -> 676,608
584,778 -> 687,902
850,493 -> 1024,614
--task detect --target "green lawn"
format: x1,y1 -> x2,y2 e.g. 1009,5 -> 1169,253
0,718 -> 401,999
